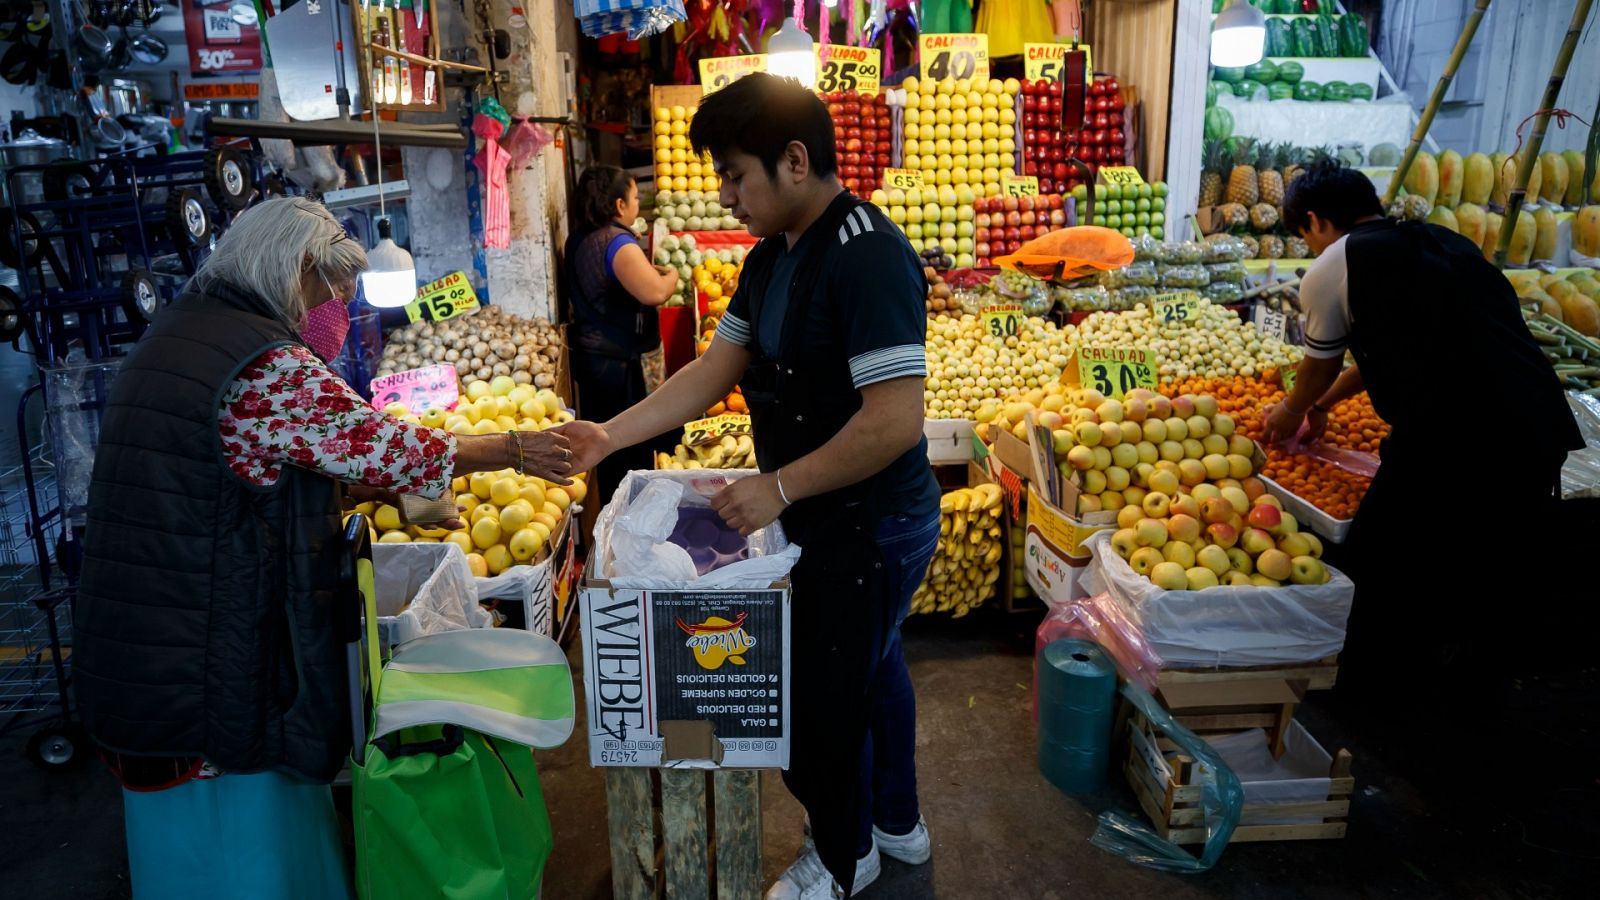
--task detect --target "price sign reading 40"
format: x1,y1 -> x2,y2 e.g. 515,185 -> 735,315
816,46 -> 882,95
1150,291 -> 1198,326
684,413 -> 752,447
1077,347 -> 1157,400
919,33 -> 990,83
404,271 -> 481,324
981,304 -> 1024,339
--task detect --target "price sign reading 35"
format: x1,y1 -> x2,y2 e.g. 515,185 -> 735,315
816,46 -> 882,95
981,304 -> 1024,339
1077,347 -> 1157,400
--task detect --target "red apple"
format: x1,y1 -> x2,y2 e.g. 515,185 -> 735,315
975,227 -> 990,243
1050,209 -> 1067,226
1003,226 -> 1022,243
975,241 -> 990,258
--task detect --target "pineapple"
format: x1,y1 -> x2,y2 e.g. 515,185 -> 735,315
1217,203 -> 1250,229
1280,144 -> 1308,189
1286,236 -> 1311,259
1402,194 -> 1432,221
1257,143 -> 1285,208
1238,234 -> 1260,258
1225,139 -> 1260,207
1259,235 -> 1285,259
1250,203 -> 1280,231
1199,139 -> 1227,208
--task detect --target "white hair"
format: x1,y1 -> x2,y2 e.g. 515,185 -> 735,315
191,196 -> 368,325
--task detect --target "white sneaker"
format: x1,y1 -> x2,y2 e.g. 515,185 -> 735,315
872,817 -> 931,865
764,840 -> 881,900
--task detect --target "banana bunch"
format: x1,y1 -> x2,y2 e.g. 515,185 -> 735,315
912,483 -> 1005,619
1010,517 -> 1031,605
655,434 -> 757,470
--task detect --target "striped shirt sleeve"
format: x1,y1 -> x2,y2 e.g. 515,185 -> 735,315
714,253 -> 758,350
849,344 -> 928,388
1299,236 -> 1351,360
834,216 -> 930,389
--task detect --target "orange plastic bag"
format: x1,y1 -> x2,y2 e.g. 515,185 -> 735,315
995,226 -> 1135,282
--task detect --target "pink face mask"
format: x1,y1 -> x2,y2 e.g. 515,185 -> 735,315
302,274 -> 351,360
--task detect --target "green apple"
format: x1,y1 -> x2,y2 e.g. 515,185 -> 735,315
1153,197 -> 1166,212
1136,197 -> 1152,212
1150,561 -> 1189,590
1136,212 -> 1151,226
1094,184 -> 1108,201
1152,226 -> 1165,239
1072,184 -> 1089,201
1289,555 -> 1328,585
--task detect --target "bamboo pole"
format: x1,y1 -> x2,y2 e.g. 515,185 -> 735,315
1586,75 -> 1600,206
1383,0 -> 1493,205
1495,0 -> 1597,267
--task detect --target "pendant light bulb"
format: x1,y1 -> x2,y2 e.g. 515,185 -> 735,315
766,17 -> 817,88
1211,0 -> 1268,68
361,218 -> 417,308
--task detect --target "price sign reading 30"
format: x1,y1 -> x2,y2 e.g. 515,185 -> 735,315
981,304 -> 1024,339
1077,347 -> 1157,400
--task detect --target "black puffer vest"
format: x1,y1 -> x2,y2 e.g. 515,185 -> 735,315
75,280 -> 350,782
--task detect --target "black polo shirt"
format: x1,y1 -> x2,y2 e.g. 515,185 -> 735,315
715,197 -> 940,520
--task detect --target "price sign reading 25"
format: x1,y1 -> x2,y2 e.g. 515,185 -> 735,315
1077,347 -> 1157,400
1150,292 -> 1198,326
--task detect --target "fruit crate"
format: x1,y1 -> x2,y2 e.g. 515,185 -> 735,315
606,767 -> 763,900
1123,697 -> 1353,845
1258,474 -> 1352,543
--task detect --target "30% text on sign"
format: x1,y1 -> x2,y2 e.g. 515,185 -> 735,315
684,413 -> 752,447
1076,347 -> 1156,400
981,304 -> 1024,339
404,271 -> 480,324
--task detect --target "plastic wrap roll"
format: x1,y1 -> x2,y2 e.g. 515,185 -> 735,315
1037,638 -> 1117,794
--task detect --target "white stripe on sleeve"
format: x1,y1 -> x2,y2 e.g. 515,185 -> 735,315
848,344 -> 927,388
714,313 -> 754,348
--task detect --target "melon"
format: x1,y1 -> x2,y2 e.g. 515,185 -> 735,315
1436,149 -> 1464,208
1402,151 -> 1439,205
1563,150 -> 1588,206
1368,143 -> 1403,167
1455,202 -> 1489,247
1575,205 -> 1600,258
1533,206 -> 1558,261
1539,152 -> 1569,206
1425,206 -> 1459,233
1462,153 -> 1495,206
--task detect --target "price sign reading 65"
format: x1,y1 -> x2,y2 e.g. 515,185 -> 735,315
1077,347 -> 1157,400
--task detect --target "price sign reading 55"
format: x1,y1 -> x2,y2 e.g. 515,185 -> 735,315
1077,347 -> 1157,400
981,304 -> 1024,339
1002,175 -> 1040,198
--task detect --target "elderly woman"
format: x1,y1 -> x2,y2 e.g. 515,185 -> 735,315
73,197 -> 571,898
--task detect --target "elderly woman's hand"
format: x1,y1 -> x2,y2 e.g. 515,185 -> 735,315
514,430 -> 575,484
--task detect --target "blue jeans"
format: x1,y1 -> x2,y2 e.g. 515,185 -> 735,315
855,510 -> 941,857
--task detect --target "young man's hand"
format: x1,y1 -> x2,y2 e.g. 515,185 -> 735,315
549,420 -> 614,475
1262,401 -> 1305,445
710,473 -> 787,536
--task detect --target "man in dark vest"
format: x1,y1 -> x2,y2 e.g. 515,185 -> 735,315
559,73 -> 939,898
1263,160 -> 1583,699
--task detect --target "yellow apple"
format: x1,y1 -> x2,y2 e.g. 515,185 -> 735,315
1256,548 -> 1293,581
1129,547 -> 1164,576
1150,561 -> 1189,590
1162,541 -> 1197,569
1185,567 -> 1220,590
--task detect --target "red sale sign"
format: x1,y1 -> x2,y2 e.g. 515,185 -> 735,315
183,1 -> 263,77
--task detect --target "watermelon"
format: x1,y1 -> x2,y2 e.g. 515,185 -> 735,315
1272,0 -> 1298,12
1206,81 -> 1221,108
1266,18 -> 1293,56
1244,60 -> 1279,84
1268,82 -> 1295,101
1368,142 -> 1403,167
1204,106 -> 1234,141
1316,14 -> 1340,57
1291,18 -> 1319,57
1233,80 -> 1267,100
1275,61 -> 1305,83
1213,66 -> 1247,84
1293,81 -> 1323,102
1349,82 -> 1373,101
1323,80 -> 1354,102
1340,12 -> 1371,57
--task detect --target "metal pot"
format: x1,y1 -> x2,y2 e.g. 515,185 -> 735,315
0,128 -> 71,206
128,31 -> 166,65
100,77 -> 145,117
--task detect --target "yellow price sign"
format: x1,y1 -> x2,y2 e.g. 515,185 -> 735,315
1076,347 -> 1157,400
883,168 -> 925,191
1002,175 -> 1040,198
404,271 -> 480,323
981,304 -> 1024,339
684,413 -> 752,447
816,45 -> 881,95
1150,291 -> 1198,326
700,54 -> 768,95
1098,166 -> 1146,187
1023,42 -> 1092,84
919,33 -> 990,83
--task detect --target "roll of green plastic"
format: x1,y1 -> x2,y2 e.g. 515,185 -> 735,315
1037,639 -> 1117,794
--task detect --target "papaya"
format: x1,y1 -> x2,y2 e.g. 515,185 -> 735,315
1402,150 -> 1439,205
1496,154 -> 1541,210
1506,269 -> 1544,294
1558,293 -> 1600,337
1425,205 -> 1458,233
1489,152 -> 1509,206
1462,152 -> 1495,206
1454,202 -> 1488,247
1539,152 -> 1569,206
1569,274 -> 1600,302
1523,288 -> 1562,322
1575,205 -> 1600,258
1563,150 -> 1588,206
1481,211 -> 1504,260
1532,206 -> 1558,261
1436,149 -> 1464,208
1540,272 -> 1571,291
1507,209 -> 1537,266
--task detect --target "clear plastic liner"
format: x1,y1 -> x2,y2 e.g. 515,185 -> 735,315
1034,593 -> 1163,723
1089,682 -> 1242,872
1562,391 -> 1600,500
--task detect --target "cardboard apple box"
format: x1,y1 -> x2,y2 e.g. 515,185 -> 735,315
991,423 -> 1117,605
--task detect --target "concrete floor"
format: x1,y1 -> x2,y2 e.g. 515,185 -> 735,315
1,605 -> 1596,899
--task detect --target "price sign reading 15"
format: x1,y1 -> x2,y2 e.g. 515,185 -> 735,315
404,271 -> 480,323
981,304 -> 1024,339
1077,347 -> 1156,400
1150,292 -> 1197,326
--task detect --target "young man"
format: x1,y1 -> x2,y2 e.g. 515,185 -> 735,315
558,73 -> 940,898
1262,160 -> 1581,694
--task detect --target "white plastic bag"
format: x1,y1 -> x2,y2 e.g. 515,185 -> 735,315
1081,531 -> 1353,668
1203,723 -> 1333,824
372,543 -> 492,644
593,469 -> 802,590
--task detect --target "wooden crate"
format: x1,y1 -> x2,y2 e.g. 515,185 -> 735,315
1122,703 -> 1353,845
650,84 -> 705,115
1157,656 -> 1340,694
606,767 -> 762,900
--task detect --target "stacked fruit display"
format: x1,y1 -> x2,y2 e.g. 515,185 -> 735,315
1019,75 -> 1126,192
379,381 -> 573,436
1213,59 -> 1372,105
924,313 -> 1073,419
655,190 -> 741,232
653,234 -> 720,308
1075,296 -> 1302,381
911,483 -> 1005,618
869,185 -> 978,265
375,307 -> 562,390
653,105 -> 720,195
655,433 -> 756,470
900,75 -> 1021,194
1200,139 -> 1314,260
1107,482 -> 1329,590
972,194 -> 1068,264
1074,180 -> 1171,240
925,266 -> 957,315
1057,234 -> 1251,311
694,256 -> 740,317
824,90 -> 894,198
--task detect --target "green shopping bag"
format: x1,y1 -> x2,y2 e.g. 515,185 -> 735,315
350,616 -> 575,900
